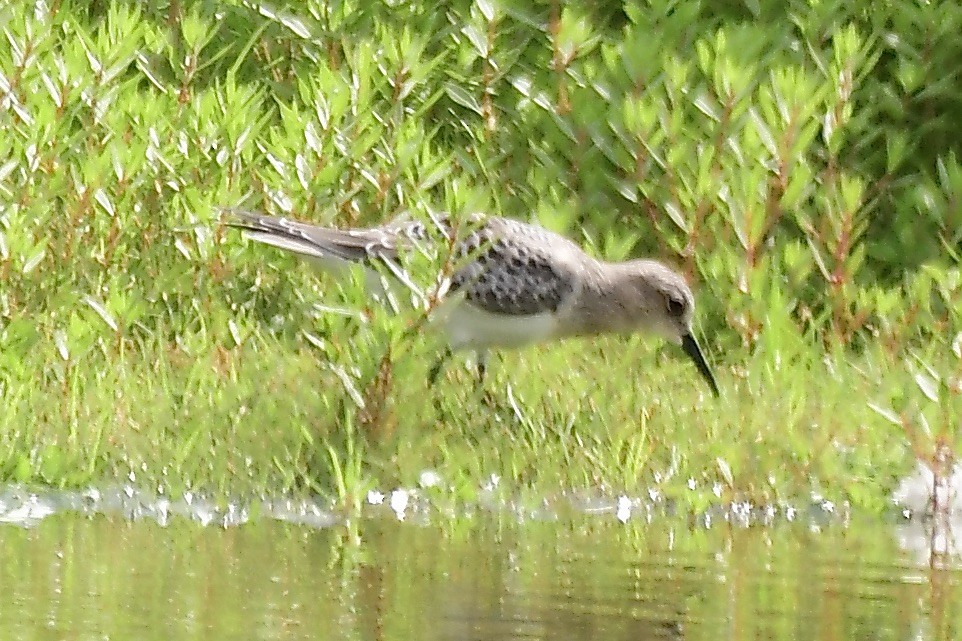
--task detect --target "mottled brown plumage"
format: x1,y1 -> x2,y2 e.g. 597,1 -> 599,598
226,209 -> 719,395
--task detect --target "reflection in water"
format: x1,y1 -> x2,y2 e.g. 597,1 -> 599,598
890,458 -> 962,640
893,461 -> 962,565
0,513 -> 960,640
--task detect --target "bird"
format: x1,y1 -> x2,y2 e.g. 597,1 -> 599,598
225,209 -> 720,396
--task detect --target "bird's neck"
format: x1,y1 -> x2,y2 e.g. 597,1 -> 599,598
562,263 -> 645,337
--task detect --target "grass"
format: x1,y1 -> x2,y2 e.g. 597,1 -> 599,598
0,0 -> 959,516
0,283 -> 947,514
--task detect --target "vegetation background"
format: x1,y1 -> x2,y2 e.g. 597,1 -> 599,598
0,0 -> 959,513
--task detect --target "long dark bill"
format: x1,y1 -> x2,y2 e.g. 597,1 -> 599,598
681,333 -> 720,397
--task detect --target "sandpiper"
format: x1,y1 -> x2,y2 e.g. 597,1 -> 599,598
226,209 -> 720,396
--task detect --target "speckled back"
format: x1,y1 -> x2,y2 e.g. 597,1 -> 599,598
448,218 -> 582,316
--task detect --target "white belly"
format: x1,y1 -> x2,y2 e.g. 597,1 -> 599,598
292,252 -> 560,349
432,299 -> 560,350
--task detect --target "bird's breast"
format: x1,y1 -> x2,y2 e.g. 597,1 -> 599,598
431,299 -> 560,350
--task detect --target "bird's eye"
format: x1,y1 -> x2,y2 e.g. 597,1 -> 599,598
666,295 -> 686,317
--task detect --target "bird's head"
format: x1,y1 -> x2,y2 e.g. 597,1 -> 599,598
625,260 -> 720,397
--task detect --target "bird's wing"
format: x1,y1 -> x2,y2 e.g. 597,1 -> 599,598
226,209 -> 461,299
450,220 -> 581,316
226,210 -> 404,263
228,210 -> 581,316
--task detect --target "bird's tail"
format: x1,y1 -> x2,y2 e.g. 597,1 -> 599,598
224,208 -> 404,264
224,208 -> 433,303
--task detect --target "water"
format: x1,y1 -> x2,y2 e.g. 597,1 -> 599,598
1,510 -> 959,640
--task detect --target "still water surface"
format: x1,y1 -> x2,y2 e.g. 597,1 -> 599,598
0,511 -> 959,640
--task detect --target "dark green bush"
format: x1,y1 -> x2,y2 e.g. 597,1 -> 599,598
0,0 -> 958,506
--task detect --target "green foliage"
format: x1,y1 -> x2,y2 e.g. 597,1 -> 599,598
0,0 -> 959,511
